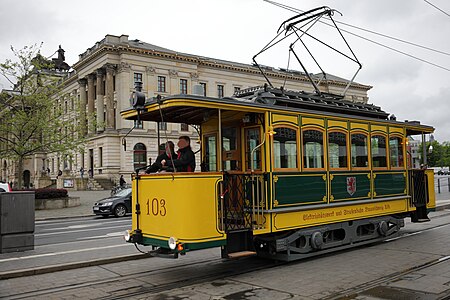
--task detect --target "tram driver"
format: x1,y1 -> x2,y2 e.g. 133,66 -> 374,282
162,135 -> 196,172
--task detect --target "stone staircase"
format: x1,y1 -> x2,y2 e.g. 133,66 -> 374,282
87,178 -> 115,191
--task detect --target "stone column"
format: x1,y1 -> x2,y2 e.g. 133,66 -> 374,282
96,69 -> 105,132
105,64 -> 115,130
78,78 -> 87,135
87,74 -> 95,134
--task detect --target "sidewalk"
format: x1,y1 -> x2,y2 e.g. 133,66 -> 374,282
35,190 -> 111,220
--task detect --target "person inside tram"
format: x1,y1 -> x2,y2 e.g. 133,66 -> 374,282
146,141 -> 176,173
162,135 -> 196,172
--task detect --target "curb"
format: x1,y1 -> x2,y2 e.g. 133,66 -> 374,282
35,214 -> 96,221
435,203 -> 450,211
0,253 -> 152,280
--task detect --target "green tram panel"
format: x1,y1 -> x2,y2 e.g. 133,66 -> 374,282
330,172 -> 371,202
273,173 -> 327,207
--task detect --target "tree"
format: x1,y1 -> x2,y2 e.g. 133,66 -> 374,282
420,140 -> 450,168
0,44 -> 84,189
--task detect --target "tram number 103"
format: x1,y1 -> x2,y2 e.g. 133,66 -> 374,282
146,198 -> 167,216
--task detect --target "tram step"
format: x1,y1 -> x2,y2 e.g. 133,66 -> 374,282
227,251 -> 257,259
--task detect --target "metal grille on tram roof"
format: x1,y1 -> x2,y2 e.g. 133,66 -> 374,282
232,86 -> 389,120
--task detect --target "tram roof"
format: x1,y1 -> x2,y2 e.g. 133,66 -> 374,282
121,87 -> 434,135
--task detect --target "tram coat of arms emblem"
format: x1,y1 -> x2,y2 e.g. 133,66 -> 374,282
346,177 -> 356,196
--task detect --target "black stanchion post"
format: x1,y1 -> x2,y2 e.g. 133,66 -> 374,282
438,178 -> 441,194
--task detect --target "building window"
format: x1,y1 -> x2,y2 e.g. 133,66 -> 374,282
180,79 -> 188,94
158,122 -> 167,131
371,134 -> 387,168
217,84 -> 224,98
200,82 -> 207,96
134,72 -> 143,84
99,147 -> 103,167
134,120 -> 143,129
157,76 -> 166,92
273,127 -> 297,169
181,123 -> 189,131
389,136 -> 404,168
133,143 -> 147,170
351,133 -> 368,168
328,131 -> 348,169
303,129 -> 324,169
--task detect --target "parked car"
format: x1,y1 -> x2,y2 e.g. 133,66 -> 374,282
0,182 -> 12,193
92,188 -> 132,217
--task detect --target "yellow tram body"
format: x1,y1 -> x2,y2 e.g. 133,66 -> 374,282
132,173 -> 226,249
122,89 -> 435,260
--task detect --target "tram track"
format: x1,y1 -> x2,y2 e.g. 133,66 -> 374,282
3,255 -> 281,300
4,217 -> 450,300
324,255 -> 450,300
323,221 -> 450,300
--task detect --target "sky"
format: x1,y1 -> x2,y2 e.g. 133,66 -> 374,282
1,0 -> 449,142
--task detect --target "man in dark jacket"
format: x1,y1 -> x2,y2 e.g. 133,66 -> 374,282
146,141 -> 176,173
162,136 -> 195,172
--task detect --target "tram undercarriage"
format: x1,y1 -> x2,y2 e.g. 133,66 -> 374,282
224,215 -> 405,262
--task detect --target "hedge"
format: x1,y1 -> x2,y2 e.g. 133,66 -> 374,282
32,188 -> 68,199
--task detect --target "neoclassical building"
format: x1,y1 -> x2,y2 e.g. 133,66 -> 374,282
4,34 -> 372,189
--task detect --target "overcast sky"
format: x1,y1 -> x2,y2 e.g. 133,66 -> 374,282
1,0 -> 449,142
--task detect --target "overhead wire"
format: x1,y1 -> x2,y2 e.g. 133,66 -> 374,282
265,0 -> 450,56
264,0 -> 450,72
423,0 -> 450,18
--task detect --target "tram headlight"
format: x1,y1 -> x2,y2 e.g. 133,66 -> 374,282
123,230 -> 131,242
168,237 -> 177,250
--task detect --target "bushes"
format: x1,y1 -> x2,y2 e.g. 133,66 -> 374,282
33,188 -> 68,199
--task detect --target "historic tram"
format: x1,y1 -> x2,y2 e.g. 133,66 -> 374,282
122,84 -> 435,261
122,7 -> 435,261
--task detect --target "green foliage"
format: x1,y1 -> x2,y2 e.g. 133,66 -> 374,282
420,140 -> 450,167
0,44 -> 85,188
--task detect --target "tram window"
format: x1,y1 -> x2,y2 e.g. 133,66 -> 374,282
204,135 -> 217,171
273,127 -> 297,169
389,136 -> 404,168
245,128 -> 261,170
328,131 -> 347,169
223,127 -> 239,171
371,135 -> 387,168
351,133 -> 368,168
303,129 -> 324,169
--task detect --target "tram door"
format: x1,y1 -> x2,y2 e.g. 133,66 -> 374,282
409,169 -> 429,221
222,126 -> 264,228
221,126 -> 265,256
221,126 -> 247,231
